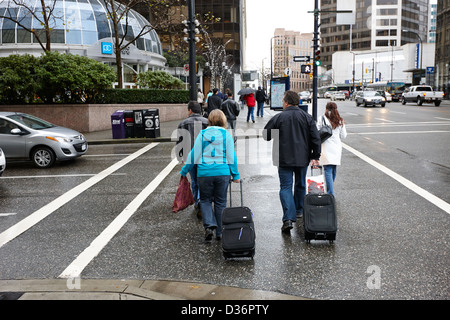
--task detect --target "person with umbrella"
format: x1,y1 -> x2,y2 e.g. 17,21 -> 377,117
238,87 -> 256,123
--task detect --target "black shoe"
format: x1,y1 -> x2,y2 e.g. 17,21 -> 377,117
252,120 -> 255,123
281,220 -> 293,233
205,228 -> 214,241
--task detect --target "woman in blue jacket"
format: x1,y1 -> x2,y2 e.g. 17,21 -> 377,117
181,109 -> 241,241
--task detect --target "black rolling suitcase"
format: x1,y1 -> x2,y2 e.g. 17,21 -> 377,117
303,167 -> 337,244
221,180 -> 256,260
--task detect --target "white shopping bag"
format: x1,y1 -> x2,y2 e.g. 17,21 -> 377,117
306,166 -> 326,194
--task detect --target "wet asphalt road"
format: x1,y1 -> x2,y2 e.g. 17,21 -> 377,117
0,99 -> 449,300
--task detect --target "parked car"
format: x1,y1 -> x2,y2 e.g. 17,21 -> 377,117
299,91 -> 311,103
0,112 -> 88,168
330,91 -> 346,101
355,91 -> 386,107
401,85 -> 444,106
0,147 -> 5,176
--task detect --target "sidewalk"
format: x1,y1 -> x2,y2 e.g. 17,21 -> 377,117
82,119 -> 181,145
0,279 -> 306,300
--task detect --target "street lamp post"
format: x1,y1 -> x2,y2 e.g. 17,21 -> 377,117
403,29 -> 423,75
186,0 -> 198,101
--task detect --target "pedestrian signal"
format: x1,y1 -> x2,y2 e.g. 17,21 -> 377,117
301,65 -> 312,74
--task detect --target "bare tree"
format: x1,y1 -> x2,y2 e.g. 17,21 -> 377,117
201,30 -> 233,90
0,0 -> 62,52
101,0 -> 189,88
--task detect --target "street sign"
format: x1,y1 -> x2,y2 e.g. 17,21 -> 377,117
293,56 -> 310,62
301,65 -> 312,74
284,67 -> 292,77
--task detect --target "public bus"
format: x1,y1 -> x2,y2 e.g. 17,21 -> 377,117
318,85 -> 337,98
366,81 -> 410,101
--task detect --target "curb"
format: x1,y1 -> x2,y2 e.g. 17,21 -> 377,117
0,279 -> 309,300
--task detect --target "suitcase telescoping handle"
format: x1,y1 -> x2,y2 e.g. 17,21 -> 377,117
229,179 -> 243,207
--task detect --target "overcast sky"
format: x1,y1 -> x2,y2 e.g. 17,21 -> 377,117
245,0 -> 315,70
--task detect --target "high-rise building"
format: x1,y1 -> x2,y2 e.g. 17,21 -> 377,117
273,28 -> 313,92
320,0 -> 430,70
435,0 -> 450,96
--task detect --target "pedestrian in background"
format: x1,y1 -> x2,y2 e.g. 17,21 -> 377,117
317,102 -> 347,196
221,90 -> 240,139
263,90 -> 321,233
197,89 -> 204,109
206,88 -> 222,116
243,92 -> 256,123
176,101 -> 209,217
180,109 -> 241,242
255,86 -> 267,117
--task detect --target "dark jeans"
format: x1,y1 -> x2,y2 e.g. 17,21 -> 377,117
197,175 -> 230,236
278,166 -> 308,222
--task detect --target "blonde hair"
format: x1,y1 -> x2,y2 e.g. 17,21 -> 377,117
208,109 -> 227,128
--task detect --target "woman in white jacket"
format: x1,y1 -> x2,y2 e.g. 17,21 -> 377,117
317,102 -> 347,196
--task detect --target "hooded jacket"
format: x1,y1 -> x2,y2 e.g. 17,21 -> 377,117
180,126 -> 240,180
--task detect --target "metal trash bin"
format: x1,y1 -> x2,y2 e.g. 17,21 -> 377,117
143,109 -> 160,138
133,110 -> 145,138
124,110 -> 134,138
111,110 -> 126,139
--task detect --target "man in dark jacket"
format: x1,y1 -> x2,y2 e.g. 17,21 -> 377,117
220,91 -> 240,139
263,90 -> 321,233
177,101 -> 209,216
255,86 -> 267,117
206,88 -> 222,116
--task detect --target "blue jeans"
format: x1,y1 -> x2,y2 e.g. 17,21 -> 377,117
247,107 -> 255,121
278,166 -> 308,222
197,175 -> 230,236
323,165 -> 337,196
188,165 -> 200,206
257,102 -> 264,117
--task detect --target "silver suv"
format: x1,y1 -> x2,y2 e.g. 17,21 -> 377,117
0,112 -> 88,168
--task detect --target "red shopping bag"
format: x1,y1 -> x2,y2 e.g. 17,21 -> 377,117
172,176 -> 195,213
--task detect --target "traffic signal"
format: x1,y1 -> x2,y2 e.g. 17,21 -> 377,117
315,49 -> 321,66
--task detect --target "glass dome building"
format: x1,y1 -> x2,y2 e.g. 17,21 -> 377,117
0,0 -> 166,87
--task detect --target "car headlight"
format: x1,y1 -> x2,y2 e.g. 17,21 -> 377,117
366,98 -> 372,101
46,136 -> 73,143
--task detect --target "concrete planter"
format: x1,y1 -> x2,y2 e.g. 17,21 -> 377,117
0,103 -> 187,133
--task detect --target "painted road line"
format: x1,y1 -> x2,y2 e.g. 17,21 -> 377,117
389,111 -> 406,114
0,143 -> 159,248
374,118 -> 395,123
0,173 -> 127,180
342,143 -> 450,215
348,130 -> 450,135
59,157 -> 179,279
0,213 -> 17,217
